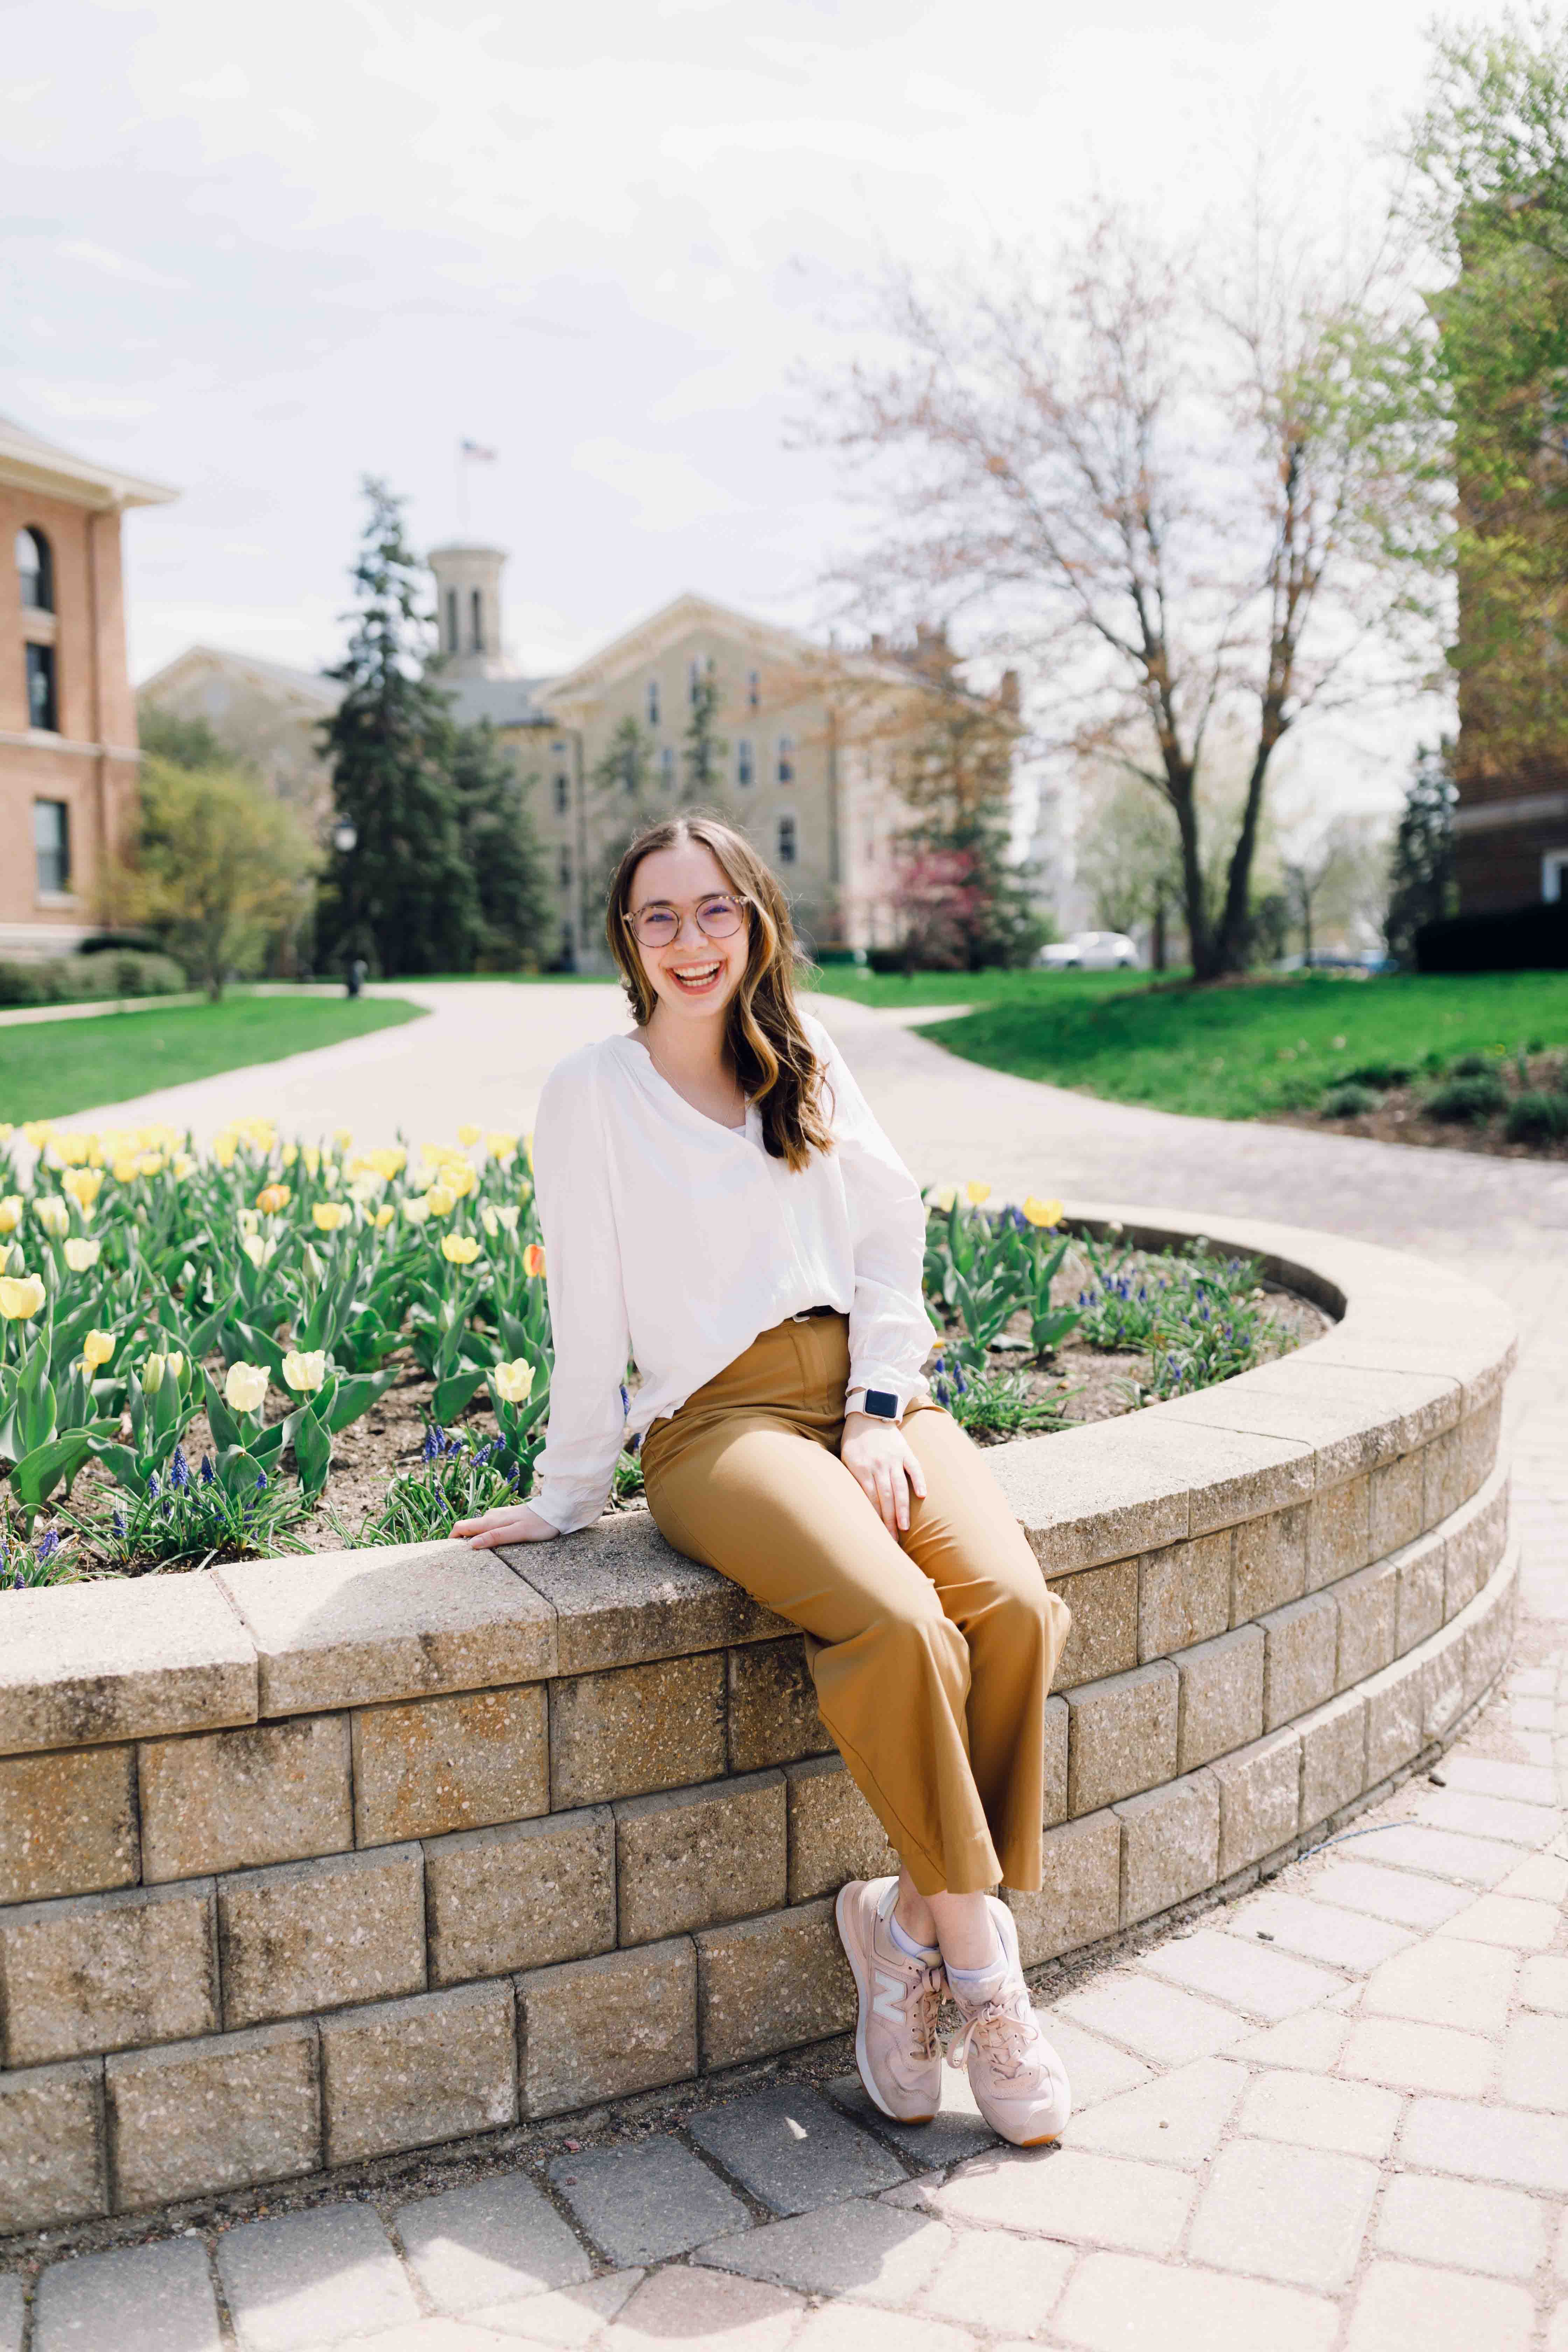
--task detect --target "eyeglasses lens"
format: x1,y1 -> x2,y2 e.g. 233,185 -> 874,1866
633,896 -> 744,946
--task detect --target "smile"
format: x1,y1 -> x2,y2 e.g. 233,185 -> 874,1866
670,962 -> 723,991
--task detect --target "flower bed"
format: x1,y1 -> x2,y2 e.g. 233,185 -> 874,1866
1,1118 -> 1320,1585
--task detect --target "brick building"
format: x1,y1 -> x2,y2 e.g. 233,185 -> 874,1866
0,416 -> 176,959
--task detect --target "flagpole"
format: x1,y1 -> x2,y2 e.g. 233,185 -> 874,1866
456,441 -> 467,538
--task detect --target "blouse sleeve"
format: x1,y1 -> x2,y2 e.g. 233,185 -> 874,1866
811,1018 -> 938,1411
527,1055 -> 632,1535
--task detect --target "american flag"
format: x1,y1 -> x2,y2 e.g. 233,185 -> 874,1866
460,438 -> 498,461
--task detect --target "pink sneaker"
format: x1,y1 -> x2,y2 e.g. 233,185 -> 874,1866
835,1877 -> 946,2124
945,1896 -> 1071,2148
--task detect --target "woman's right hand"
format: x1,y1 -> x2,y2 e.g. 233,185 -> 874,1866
452,1502 -> 559,1549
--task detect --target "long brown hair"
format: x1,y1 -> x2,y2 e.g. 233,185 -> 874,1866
605,811 -> 837,1171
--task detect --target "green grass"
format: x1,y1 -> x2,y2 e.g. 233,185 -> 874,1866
804,967 -> 1568,1121
0,995 -> 426,1124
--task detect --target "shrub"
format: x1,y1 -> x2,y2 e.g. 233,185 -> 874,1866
1505,1092 -> 1568,1144
0,951 -> 188,1008
1423,1072 -> 1508,1122
1321,1083 -> 1383,1118
1449,1051 -> 1496,1078
1340,1060 -> 1414,1088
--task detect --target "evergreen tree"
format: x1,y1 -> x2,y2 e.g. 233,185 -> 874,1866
1385,740 -> 1459,966
586,715 -> 658,908
684,667 -> 728,800
317,478 -> 479,976
451,721 -> 553,968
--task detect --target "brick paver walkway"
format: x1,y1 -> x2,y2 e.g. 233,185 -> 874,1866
6,988 -> 1568,2350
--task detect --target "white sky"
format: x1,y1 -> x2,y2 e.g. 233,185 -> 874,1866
5,0 -> 1524,822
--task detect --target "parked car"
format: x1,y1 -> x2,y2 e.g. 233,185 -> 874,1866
1037,930 -> 1140,971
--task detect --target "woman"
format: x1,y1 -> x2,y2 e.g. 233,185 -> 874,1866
456,812 -> 1072,2146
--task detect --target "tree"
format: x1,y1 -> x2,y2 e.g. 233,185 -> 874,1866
1277,809 -> 1389,962
1073,768 -> 1184,957
806,199 -> 1444,980
1385,739 -> 1459,964
585,715 -> 658,908
317,479 -> 479,976
136,706 -> 233,773
450,722 -> 553,968
105,757 -> 317,999
684,666 -> 728,799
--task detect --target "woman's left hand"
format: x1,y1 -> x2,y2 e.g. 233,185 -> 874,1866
841,1410 -> 928,1539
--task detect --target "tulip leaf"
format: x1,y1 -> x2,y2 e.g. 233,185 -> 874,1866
292,1405 -> 332,1502
433,1366 -> 486,1422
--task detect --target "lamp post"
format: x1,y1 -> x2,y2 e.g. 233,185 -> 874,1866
333,818 -> 363,993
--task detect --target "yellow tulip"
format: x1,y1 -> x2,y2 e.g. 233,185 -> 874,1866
458,1124 -> 481,1147
242,1234 -> 275,1268
282,1143 -> 299,1168
282,1348 -> 328,1394
0,1272 -> 46,1320
334,1127 -> 352,1149
402,1196 -> 432,1226
523,1242 -> 546,1279
493,1357 -> 535,1404
142,1353 -> 166,1394
63,1169 -> 103,1211
63,1238 -> 100,1272
965,1181 -> 992,1206
224,1361 -> 270,1414
441,1234 -> 481,1266
33,1196 -> 70,1238
0,1197 -> 22,1235
239,1208 -> 261,1236
21,1121 -> 52,1150
165,1351 -> 186,1384
491,1203 -> 520,1233
485,1132 -> 517,1161
930,1184 -> 957,1213
523,1130 -> 534,1168
212,1132 -> 238,1168
256,1183 -> 292,1215
447,1162 -> 476,1199
112,1157 -> 139,1184
82,1328 -> 114,1368
373,1203 -> 395,1229
0,1123 -> 11,1141
136,1154 -> 165,1178
173,1152 -> 197,1181
1022,1195 -> 1065,1228
426,1184 -> 456,1218
303,1147 -> 320,1178
312,1202 -> 350,1232
56,1132 -> 91,1167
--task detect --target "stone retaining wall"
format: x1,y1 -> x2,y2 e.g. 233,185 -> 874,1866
0,1204 -> 1519,2233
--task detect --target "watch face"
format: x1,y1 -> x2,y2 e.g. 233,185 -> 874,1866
865,1388 -> 898,1420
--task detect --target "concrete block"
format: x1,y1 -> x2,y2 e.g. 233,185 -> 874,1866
1422,1623 -> 1467,1744
1175,1626 -> 1264,1772
214,1540 -> 555,1716
1335,1558 -> 1398,1691
686,2081 -> 904,2213
0,2058 -> 107,2232
320,1979 -> 516,2165
395,2174 -> 593,2313
138,1714 -> 351,1883
1232,1505 -> 1308,1622
508,1519 -> 784,1672
783,1755 -> 899,1903
215,2205 -> 419,2348
1363,1657 -> 1426,1785
727,1637 -> 832,1772
31,2240 -> 222,2352
1463,1571 -> 1516,1712
1304,1473 -> 1373,1591
1445,1467 -> 1509,1619
0,1742 -> 138,1903
1460,1394 -> 1503,1498
217,1843 -> 425,2029
1261,1593 -> 1337,1730
1044,1691 -> 1069,1827
1301,1690 -> 1368,1829
1117,1770 -> 1220,1927
695,1897 -> 855,2070
105,2020 -> 320,2209
1005,1809 -> 1122,1963
1392,1532 -> 1446,1656
1212,1728 -> 1301,1876
351,1682 -> 547,1846
425,1806 -> 615,1987
547,2138 -> 748,2267
0,1573 -> 255,1758
549,1652 -> 725,1808
1370,1450 -> 1425,1557
1422,1425 -> 1466,1530
1048,1558 -> 1138,1690
516,1937 -> 697,2117
1139,1531 -> 1231,1660
0,1879 -> 217,2067
994,1416 -> 1191,1573
1066,1661 -> 1178,1815
616,1770 -> 786,1943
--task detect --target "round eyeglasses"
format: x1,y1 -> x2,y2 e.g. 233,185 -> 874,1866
625,892 -> 750,948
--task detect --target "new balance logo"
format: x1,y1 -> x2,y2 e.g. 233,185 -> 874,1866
872,1970 -> 906,2026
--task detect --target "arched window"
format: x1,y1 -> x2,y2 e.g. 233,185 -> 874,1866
15,527 -> 51,612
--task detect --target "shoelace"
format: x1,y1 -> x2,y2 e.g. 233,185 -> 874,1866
946,1986 -> 1037,2082
904,1962 -> 947,2063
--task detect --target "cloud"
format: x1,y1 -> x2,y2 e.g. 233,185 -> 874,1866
569,438 -> 747,532
56,238 -> 189,291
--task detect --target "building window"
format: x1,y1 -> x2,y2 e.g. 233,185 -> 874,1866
747,668 -> 760,711
660,745 -> 676,790
469,588 -> 484,655
553,773 -> 570,815
15,527 -> 51,612
444,588 -> 459,656
776,735 -> 795,785
34,799 -> 70,895
646,679 -> 660,728
776,813 -> 797,866
1545,850 -> 1568,904
736,738 -> 755,789
557,846 -> 572,889
25,643 -> 57,733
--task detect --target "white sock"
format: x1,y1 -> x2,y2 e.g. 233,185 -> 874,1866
888,1909 -> 940,1961
945,1927 -> 1007,1989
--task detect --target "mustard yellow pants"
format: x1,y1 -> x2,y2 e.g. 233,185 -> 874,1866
638,1309 -> 1071,1897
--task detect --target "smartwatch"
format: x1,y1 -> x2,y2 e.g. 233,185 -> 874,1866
860,1388 -> 900,1422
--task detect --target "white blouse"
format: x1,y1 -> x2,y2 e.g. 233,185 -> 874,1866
527,1009 -> 939,1534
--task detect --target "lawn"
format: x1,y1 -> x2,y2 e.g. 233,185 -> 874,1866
806,966 -> 1568,1121
0,995 -> 426,1124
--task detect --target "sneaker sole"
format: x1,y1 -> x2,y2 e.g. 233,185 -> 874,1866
834,1881 -> 935,2126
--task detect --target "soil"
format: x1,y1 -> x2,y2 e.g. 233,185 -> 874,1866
1271,1050 -> 1568,1161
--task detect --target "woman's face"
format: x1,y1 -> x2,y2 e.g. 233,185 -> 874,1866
626,840 -> 752,1025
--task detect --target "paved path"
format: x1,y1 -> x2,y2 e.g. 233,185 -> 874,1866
7,986 -> 1568,2350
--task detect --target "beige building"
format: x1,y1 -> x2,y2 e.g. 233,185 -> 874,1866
0,416 -> 175,960
137,644 -> 341,838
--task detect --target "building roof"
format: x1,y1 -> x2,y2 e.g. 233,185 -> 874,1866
138,643 -> 343,709
0,412 -> 177,512
436,675 -> 558,730
544,590 -> 911,710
